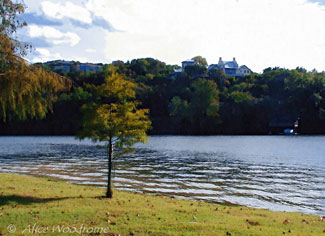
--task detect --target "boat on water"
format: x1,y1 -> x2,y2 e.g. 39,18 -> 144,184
283,120 -> 299,135
269,118 -> 299,135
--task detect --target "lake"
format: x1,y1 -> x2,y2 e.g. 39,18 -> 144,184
0,135 -> 324,215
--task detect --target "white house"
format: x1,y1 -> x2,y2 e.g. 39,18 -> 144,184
238,65 -> 252,77
208,57 -> 252,77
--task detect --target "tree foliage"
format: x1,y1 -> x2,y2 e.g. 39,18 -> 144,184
169,78 -> 220,134
0,0 -> 71,121
78,67 -> 151,197
79,69 -> 151,148
1,66 -> 71,120
192,56 -> 208,67
3,57 -> 325,135
1,0 -> 29,72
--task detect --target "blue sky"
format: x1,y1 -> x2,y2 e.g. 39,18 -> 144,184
309,0 -> 325,4
20,0 -> 325,72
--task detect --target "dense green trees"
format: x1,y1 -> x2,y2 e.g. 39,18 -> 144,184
169,78 -> 220,134
2,56 -> 325,135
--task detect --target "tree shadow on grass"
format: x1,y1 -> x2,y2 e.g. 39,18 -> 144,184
0,195 -> 84,206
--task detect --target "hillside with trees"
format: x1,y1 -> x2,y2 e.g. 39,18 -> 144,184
1,57 -> 325,135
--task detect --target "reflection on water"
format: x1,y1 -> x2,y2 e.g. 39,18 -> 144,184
0,136 -> 324,215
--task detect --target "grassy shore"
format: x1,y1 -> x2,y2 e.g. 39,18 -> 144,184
0,173 -> 324,236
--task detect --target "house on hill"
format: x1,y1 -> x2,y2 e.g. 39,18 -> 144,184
76,63 -> 103,73
44,60 -> 103,73
173,60 -> 196,73
208,57 -> 252,77
173,57 -> 252,77
44,60 -> 73,73
182,60 -> 196,71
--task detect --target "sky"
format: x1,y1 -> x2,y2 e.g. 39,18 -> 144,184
19,0 -> 325,72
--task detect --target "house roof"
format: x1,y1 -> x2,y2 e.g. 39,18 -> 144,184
224,61 -> 238,69
239,65 -> 251,71
208,64 -> 220,70
182,60 -> 195,64
173,68 -> 182,73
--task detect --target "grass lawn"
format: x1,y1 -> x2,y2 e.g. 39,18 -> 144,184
0,173 -> 324,235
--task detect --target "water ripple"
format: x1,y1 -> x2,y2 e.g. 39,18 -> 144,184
0,136 -> 324,215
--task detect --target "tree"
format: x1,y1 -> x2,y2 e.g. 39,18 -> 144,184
191,56 -> 208,67
0,0 -> 28,61
169,96 -> 189,133
78,67 -> 151,198
0,0 -> 71,121
188,79 -> 220,133
169,78 -> 220,134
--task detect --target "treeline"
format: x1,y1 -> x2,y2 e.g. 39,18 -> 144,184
1,58 -> 325,135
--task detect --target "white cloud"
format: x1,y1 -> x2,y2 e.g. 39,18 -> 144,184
32,48 -> 89,63
32,48 -> 61,62
22,0 -> 325,71
28,25 -> 81,46
86,48 -> 96,53
66,56 -> 89,63
52,32 -> 81,46
41,1 -> 92,24
93,0 -> 325,72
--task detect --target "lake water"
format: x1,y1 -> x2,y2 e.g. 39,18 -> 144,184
0,136 -> 324,215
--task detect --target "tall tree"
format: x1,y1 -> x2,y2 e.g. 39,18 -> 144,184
0,0 -> 71,121
188,79 -> 220,133
78,67 -> 151,198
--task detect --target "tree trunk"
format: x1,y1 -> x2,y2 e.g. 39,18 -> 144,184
106,137 -> 113,198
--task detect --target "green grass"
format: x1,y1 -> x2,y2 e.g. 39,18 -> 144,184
0,173 -> 324,236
